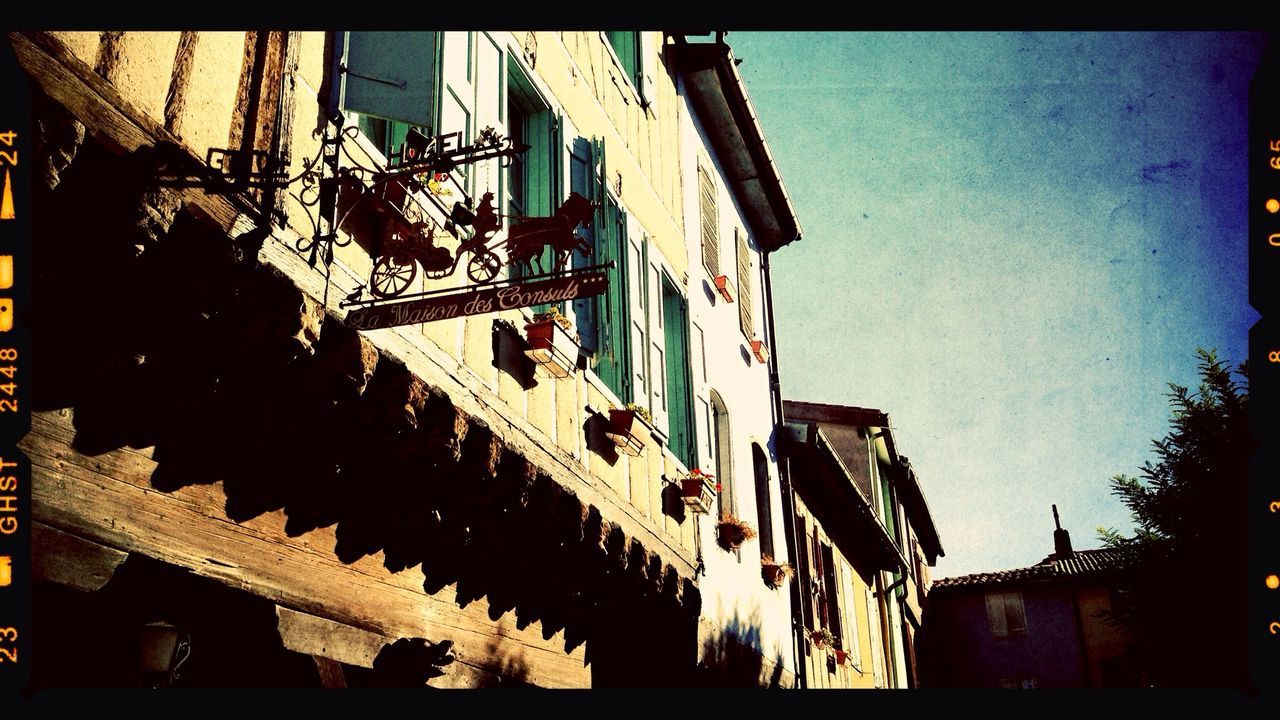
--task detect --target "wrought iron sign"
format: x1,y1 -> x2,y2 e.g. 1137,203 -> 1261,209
185,112 -> 608,332
344,267 -> 609,331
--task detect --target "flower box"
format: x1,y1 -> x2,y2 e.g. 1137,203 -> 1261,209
679,470 -> 717,514
712,275 -> 734,303
810,628 -> 834,650
605,407 -> 653,457
750,339 -> 769,364
524,314 -> 580,379
761,556 -> 794,590
715,514 -> 757,552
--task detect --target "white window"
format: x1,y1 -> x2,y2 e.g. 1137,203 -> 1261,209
985,591 -> 1028,637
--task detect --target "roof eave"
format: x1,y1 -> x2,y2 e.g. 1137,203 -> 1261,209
671,37 -> 802,253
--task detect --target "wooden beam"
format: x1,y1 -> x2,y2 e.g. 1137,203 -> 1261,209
22,410 -> 591,688
31,521 -> 129,592
164,31 -> 199,137
312,656 -> 347,689
275,605 -> 388,668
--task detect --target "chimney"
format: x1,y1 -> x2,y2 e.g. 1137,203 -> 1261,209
1052,504 -> 1074,559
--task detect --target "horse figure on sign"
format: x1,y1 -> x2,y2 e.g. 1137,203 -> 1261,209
505,192 -> 597,274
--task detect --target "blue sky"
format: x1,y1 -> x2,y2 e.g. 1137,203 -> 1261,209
731,32 -> 1266,577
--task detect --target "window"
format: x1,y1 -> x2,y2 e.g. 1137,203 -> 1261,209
603,31 -> 656,107
797,515 -> 815,631
605,32 -> 639,86
866,585 -> 886,687
839,560 -> 862,669
341,31 -> 441,132
698,163 -> 719,277
984,591 -> 1027,637
820,542 -> 844,650
506,57 -> 560,305
736,228 -> 752,339
752,444 -> 774,560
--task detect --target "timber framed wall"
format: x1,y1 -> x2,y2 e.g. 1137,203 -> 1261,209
15,30 -> 722,688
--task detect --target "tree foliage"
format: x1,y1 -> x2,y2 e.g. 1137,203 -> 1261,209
1099,349 -> 1250,688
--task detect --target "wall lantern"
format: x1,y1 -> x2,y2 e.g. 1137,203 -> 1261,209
712,275 -> 734,303
139,620 -> 192,689
750,339 -> 770,364
524,311 -> 580,379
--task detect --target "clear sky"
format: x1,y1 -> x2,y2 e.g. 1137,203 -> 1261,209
730,31 -> 1266,577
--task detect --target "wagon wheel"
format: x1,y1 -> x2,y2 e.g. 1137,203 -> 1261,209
370,254 -> 418,298
467,250 -> 502,284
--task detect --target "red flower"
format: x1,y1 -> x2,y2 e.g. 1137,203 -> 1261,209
715,483 -> 723,493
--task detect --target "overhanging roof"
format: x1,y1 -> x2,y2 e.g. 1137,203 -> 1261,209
784,400 -> 945,563
671,36 -> 802,253
783,421 -> 909,575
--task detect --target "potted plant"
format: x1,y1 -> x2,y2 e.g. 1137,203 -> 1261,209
605,403 -> 654,457
760,555 -> 794,589
714,513 -> 757,552
834,648 -> 850,666
524,308 -> 580,379
712,274 -> 734,303
810,627 -> 834,650
679,468 -> 718,514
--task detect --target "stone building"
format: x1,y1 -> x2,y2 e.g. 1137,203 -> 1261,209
782,400 -> 944,688
12,30 -> 800,688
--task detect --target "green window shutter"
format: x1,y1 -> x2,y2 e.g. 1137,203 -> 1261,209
341,32 -> 440,130
528,112 -> 563,314
591,135 -> 631,402
698,164 -> 719,276
736,229 -> 752,339
596,195 -> 632,402
605,31 -> 639,85
662,279 -> 695,467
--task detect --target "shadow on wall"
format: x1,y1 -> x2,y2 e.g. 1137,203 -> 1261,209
26,91 -> 703,686
697,611 -> 787,688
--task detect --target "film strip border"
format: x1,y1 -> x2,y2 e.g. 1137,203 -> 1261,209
1253,36 -> 1280,697
0,37 -> 30,697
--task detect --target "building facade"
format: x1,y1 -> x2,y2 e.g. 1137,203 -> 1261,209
781,400 -> 944,688
14,30 -> 800,688
918,508 -> 1139,689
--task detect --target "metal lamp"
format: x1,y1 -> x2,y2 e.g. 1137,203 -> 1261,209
139,621 -> 192,689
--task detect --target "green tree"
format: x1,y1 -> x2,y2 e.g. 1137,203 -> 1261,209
1099,349 -> 1249,688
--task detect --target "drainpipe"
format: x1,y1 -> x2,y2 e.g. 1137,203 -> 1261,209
762,248 -> 806,689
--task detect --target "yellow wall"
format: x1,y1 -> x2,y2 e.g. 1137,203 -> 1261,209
791,496 -> 879,689
1077,584 -> 1133,687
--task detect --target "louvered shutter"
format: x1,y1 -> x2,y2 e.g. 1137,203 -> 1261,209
985,593 -> 1009,637
736,229 -> 752,338
698,164 -> 719,276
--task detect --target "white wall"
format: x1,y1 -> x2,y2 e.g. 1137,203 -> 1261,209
677,74 -> 795,680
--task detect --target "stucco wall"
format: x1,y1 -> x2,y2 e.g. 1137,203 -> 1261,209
921,584 -> 1091,688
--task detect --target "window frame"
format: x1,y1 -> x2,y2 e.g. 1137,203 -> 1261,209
985,590 -> 1028,638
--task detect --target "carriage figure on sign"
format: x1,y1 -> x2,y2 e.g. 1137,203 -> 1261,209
367,189 -> 598,299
